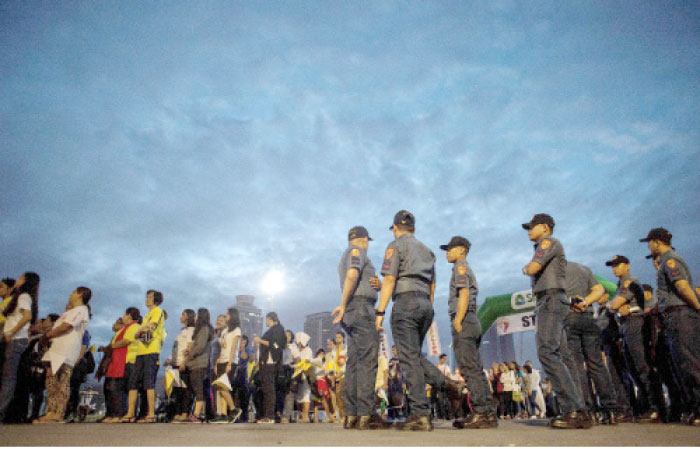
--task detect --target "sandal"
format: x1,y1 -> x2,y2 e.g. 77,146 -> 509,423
137,415 -> 157,423
119,416 -> 137,423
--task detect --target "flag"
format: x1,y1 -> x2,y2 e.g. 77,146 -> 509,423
378,332 -> 391,361
427,321 -> 442,357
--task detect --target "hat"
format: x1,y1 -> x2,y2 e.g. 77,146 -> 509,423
645,254 -> 655,260
605,255 -> 630,266
639,227 -> 672,244
348,226 -> 372,241
439,236 -> 471,251
390,210 -> 415,230
522,213 -> 555,230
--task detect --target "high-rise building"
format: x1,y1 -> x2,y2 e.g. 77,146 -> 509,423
304,311 -> 342,353
234,295 -> 263,342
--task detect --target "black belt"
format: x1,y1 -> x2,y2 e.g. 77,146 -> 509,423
534,289 -> 565,299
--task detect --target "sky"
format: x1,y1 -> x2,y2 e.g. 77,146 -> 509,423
2,1 -> 699,361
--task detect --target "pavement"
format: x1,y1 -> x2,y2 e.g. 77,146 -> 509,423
2,419 -> 700,446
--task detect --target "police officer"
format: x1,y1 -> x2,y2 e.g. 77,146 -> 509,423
521,213 -> 588,429
440,236 -> 497,429
375,210 -> 436,431
606,255 -> 661,423
331,226 -> 383,430
564,261 -> 620,424
641,228 -> 700,426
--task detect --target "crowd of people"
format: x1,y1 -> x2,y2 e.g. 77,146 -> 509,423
1,212 -> 699,432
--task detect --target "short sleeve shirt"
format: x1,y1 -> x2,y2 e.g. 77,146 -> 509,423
448,260 -> 478,317
219,327 -> 241,363
657,250 -> 694,311
338,245 -> 378,302
136,306 -> 164,356
530,237 -> 566,292
381,234 -> 436,296
173,326 -> 194,367
43,305 -> 90,368
616,273 -> 645,314
4,293 -> 32,339
565,262 -> 598,299
122,323 -> 140,364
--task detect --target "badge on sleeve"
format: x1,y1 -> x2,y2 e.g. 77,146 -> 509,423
457,266 -> 467,275
385,248 -> 395,260
540,239 -> 551,250
666,259 -> 676,269
351,248 -> 361,265
623,280 -> 631,288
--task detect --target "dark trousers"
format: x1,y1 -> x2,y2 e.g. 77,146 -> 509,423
0,338 -> 29,421
620,316 -> 656,413
390,292 -> 434,417
566,313 -> 619,412
342,299 -> 379,417
535,290 -> 584,413
452,314 -> 493,414
260,362 -> 279,420
172,368 -> 193,416
104,377 -> 126,417
654,327 -> 684,420
663,308 -> 700,415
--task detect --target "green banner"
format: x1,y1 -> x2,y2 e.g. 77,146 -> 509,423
476,275 -> 618,332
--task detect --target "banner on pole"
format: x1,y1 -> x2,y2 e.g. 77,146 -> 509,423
378,332 -> 391,361
427,321 -> 442,356
496,312 -> 537,336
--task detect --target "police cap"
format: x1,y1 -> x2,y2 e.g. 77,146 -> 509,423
348,226 -> 372,241
390,210 -> 415,230
639,227 -> 672,245
605,255 -> 630,266
439,236 -> 471,251
522,213 -> 555,230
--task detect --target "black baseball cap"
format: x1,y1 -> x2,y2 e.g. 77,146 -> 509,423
348,226 -> 372,241
605,255 -> 630,266
439,236 -> 471,251
522,213 -> 555,230
645,253 -> 655,260
390,210 -> 415,230
639,227 -> 672,245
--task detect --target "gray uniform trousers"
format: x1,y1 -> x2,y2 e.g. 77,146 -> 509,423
452,314 -> 494,414
565,313 -> 620,412
663,307 -> 700,415
620,315 -> 656,412
391,292 -> 434,417
342,298 -> 379,417
535,290 -> 585,413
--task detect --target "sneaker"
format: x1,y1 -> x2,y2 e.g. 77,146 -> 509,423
210,415 -> 229,423
229,408 -> 243,423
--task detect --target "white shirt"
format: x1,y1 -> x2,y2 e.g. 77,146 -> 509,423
218,327 -> 241,363
298,346 -> 312,361
437,362 -> 452,378
283,343 -> 299,366
4,293 -> 31,339
43,305 -> 90,368
174,327 -> 194,366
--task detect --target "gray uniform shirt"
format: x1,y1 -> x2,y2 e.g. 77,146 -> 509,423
530,236 -> 566,292
565,261 -> 599,313
615,273 -> 645,315
337,244 -> 378,302
448,259 -> 478,317
381,233 -> 436,296
656,249 -> 694,311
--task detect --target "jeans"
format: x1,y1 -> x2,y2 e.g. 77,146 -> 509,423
452,314 -> 493,414
341,298 -> 379,417
390,292 -> 434,417
534,290 -> 584,413
0,338 -> 29,420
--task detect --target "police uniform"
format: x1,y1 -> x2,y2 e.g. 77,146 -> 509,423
338,226 -> 379,420
598,307 -> 634,418
564,261 -> 620,421
607,255 -> 659,419
381,211 -> 435,419
650,240 -> 700,421
440,236 -> 495,424
522,214 -> 585,422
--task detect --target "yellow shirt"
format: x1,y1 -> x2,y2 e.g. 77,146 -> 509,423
136,306 -> 164,356
0,296 -> 11,329
123,323 -> 140,364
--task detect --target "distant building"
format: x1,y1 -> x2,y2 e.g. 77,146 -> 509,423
234,295 -> 263,341
304,311 -> 342,353
479,324 -> 515,367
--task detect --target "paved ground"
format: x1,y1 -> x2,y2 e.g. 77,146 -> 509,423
2,419 -> 700,446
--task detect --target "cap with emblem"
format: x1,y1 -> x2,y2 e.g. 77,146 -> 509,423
605,255 -> 630,266
522,213 -> 555,230
439,236 -> 471,251
639,227 -> 672,244
348,226 -> 372,241
390,210 -> 415,230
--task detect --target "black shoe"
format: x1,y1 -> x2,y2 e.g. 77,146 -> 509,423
487,411 -> 498,426
368,414 -> 392,429
396,415 -> 433,431
680,412 -> 692,425
549,411 -> 589,429
636,410 -> 661,424
344,416 -> 358,429
454,412 -> 497,429
689,414 -> 700,427
356,416 -> 371,430
599,411 -> 618,425
613,411 -> 634,423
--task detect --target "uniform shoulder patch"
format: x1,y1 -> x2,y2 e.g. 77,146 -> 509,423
457,265 -> 467,275
666,259 -> 676,269
540,239 -> 551,250
385,248 -> 395,260
623,280 -> 631,288
351,248 -> 360,257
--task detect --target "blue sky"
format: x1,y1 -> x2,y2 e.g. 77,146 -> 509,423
2,1 -> 699,358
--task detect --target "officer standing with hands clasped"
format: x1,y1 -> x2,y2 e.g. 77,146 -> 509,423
440,236 -> 497,429
375,210 -> 436,431
331,226 -> 385,430
641,227 -> 700,426
606,254 -> 660,423
521,213 -> 589,429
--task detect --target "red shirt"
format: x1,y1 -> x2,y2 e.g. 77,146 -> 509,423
106,322 -> 136,378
